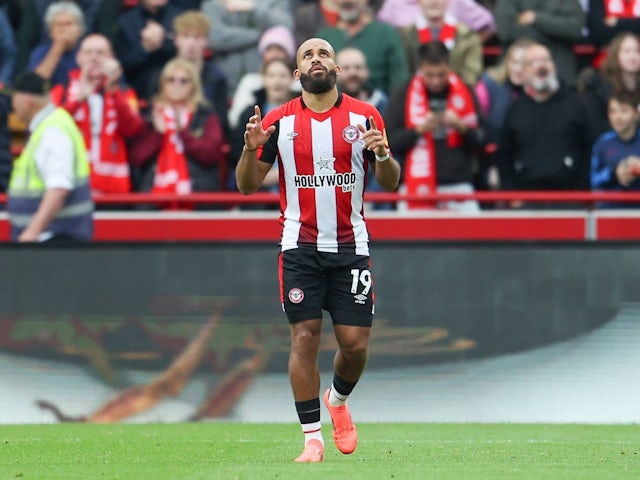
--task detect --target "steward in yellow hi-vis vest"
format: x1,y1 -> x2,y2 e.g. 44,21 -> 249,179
6,73 -> 93,242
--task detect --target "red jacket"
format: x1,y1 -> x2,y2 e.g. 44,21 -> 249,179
51,71 -> 144,193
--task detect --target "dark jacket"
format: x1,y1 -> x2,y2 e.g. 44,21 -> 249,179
499,84 -> 593,190
495,0 -> 585,87
200,59 -> 229,131
129,104 -> 227,193
113,4 -> 180,100
230,89 -> 269,168
588,0 -> 640,48
294,2 -> 330,48
477,72 -> 524,142
579,68 -> 614,138
14,0 -> 99,78
385,79 -> 490,186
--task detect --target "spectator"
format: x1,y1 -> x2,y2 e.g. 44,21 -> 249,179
588,0 -> 640,49
6,72 -> 93,242
294,0 -> 340,47
591,90 -> 640,207
15,0 -> 99,79
398,0 -> 484,86
318,0 -> 410,95
378,0 -> 497,43
227,25 -> 297,129
494,0 -> 585,88
581,32 -> 640,138
114,0 -> 181,101
2,0 -> 23,32
129,58 -> 227,202
336,46 -> 392,208
336,46 -> 387,111
476,0 -> 495,9
386,41 -> 488,211
26,1 -> 84,86
93,0 -> 135,43
228,57 -> 296,196
173,0 -> 204,10
50,34 -> 144,195
292,0 -> 385,11
201,0 -> 293,97
171,10 -> 229,128
0,8 -> 16,85
498,42 -> 593,207
94,1 -> 202,45
448,0 -> 497,42
0,93 -> 12,191
474,38 -> 532,190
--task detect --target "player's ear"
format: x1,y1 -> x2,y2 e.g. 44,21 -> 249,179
335,64 -> 342,77
293,68 -> 300,80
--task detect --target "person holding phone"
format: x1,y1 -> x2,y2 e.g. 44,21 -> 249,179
385,40 -> 488,211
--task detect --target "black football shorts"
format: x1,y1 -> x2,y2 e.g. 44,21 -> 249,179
278,248 -> 374,327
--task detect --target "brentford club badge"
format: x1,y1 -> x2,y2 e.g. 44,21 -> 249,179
342,125 -> 361,144
288,288 -> 304,304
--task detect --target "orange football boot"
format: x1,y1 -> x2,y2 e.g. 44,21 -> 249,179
323,388 -> 357,454
294,439 -> 324,463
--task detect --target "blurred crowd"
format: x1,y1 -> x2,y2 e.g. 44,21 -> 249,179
1,0 -> 640,211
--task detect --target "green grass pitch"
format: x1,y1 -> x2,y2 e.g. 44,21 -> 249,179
1,423 -> 637,480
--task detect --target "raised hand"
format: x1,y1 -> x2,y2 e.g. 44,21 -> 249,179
244,105 -> 276,151
356,115 -> 388,157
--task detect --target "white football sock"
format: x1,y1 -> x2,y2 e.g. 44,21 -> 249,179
301,421 -> 324,445
328,385 -> 349,407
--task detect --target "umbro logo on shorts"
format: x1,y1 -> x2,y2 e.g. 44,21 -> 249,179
354,294 -> 367,304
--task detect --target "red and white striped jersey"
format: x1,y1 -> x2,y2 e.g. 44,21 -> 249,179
258,92 -> 385,255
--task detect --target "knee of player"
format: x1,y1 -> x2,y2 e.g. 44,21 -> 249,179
339,339 -> 369,358
291,326 -> 322,350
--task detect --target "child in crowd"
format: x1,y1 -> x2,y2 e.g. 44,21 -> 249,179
591,90 -> 640,207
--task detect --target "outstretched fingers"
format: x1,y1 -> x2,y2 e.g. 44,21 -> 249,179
356,116 -> 385,152
368,115 -> 378,132
244,105 -> 275,150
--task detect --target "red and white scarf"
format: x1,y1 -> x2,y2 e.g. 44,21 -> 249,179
604,0 -> 640,17
416,14 -> 457,50
64,70 -> 132,193
152,106 -> 193,195
404,72 -> 477,209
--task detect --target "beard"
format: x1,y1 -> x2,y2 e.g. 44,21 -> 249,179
299,69 -> 337,94
338,77 -> 364,97
529,69 -> 560,94
338,2 -> 360,23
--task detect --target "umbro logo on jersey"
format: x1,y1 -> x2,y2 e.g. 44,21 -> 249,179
287,132 -> 299,140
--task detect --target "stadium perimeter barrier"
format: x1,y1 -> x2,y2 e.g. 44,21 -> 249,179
1,190 -> 640,241
0,190 -> 638,422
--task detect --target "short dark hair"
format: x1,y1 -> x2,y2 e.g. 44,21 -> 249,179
418,41 -> 450,66
610,89 -> 640,110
